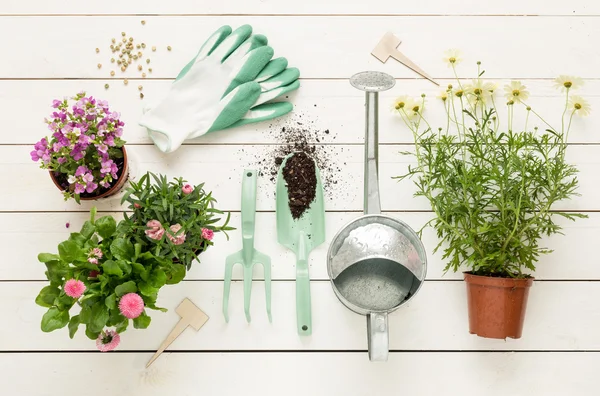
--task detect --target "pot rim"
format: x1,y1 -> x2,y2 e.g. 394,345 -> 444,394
48,146 -> 129,200
463,271 -> 534,287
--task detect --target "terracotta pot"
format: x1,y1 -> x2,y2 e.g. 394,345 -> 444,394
464,272 -> 534,339
49,146 -> 129,200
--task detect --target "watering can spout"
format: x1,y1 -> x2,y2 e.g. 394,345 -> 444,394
349,71 -> 396,215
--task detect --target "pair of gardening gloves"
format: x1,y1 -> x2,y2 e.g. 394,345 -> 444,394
139,24 -> 300,153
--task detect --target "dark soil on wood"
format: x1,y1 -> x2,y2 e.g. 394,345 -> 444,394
282,152 -> 317,219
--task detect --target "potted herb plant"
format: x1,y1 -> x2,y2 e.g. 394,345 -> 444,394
119,171 -> 233,270
35,208 -> 184,351
31,91 -> 128,203
393,53 -> 588,339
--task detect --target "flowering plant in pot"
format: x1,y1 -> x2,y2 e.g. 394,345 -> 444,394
31,92 -> 128,203
35,208 -> 186,351
119,171 -> 233,270
393,52 -> 588,339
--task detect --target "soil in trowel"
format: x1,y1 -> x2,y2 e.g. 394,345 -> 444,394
283,152 -> 317,219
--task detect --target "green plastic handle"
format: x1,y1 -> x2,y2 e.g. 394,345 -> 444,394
296,231 -> 312,336
241,169 -> 257,263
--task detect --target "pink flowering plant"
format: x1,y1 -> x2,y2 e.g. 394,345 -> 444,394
35,208 -> 187,351
31,92 -> 126,203
120,172 -> 233,270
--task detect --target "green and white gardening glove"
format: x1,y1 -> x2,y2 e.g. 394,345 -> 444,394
139,24 -> 300,153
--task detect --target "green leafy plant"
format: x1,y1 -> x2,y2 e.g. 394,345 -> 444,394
35,208 -> 186,351
394,56 -> 588,278
119,172 -> 233,270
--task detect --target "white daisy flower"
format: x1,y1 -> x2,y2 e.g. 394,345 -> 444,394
465,79 -> 494,104
437,91 -> 449,102
442,49 -> 462,68
569,95 -> 591,116
554,75 -> 584,92
504,81 -> 530,103
391,95 -> 411,113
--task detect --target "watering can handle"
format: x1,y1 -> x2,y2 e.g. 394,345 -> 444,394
241,169 -> 257,256
367,312 -> 389,361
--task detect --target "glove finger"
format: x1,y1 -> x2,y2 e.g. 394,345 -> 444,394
207,81 -> 262,133
223,34 -> 268,65
175,25 -> 232,82
254,80 -> 300,107
259,67 -> 300,92
255,57 -> 288,82
226,102 -> 294,130
210,24 -> 253,63
224,46 -> 274,97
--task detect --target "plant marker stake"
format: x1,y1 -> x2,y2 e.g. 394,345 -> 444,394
146,298 -> 208,368
371,32 -> 439,86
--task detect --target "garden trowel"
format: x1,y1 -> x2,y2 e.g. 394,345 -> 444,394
276,153 -> 326,336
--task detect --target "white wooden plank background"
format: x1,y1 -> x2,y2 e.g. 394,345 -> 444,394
1,1 -> 599,395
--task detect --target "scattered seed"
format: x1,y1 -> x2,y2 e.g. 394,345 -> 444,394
141,43 -> 146,49
146,59 -> 150,64
124,79 -> 129,85
129,37 -> 133,42
117,60 -> 121,65
167,46 -> 172,51
141,20 -> 146,25
148,68 -> 153,73
121,66 -> 126,72
110,58 -> 115,63
138,85 -> 143,91
142,73 -> 146,78
133,55 -> 138,60
95,48 -> 100,53
121,32 -> 126,37
122,38 -> 127,43
110,71 -> 115,76
152,46 -> 156,52
136,44 -> 140,49
138,51 -> 142,57
97,63 -> 102,69
112,38 -> 116,44
104,83 -> 110,89
138,65 -> 143,71
140,93 -> 145,99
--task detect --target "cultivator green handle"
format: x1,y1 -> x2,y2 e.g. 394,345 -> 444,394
296,231 -> 312,336
241,170 -> 257,260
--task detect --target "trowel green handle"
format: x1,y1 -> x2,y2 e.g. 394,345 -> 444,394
296,232 -> 312,336
241,169 -> 257,262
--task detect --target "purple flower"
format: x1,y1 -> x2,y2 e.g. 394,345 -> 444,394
97,144 -> 108,154
52,142 -> 63,152
115,127 -> 123,137
100,159 -> 113,174
105,135 -> 115,147
79,134 -> 91,145
82,173 -> 94,184
57,157 -> 66,164
85,181 -> 98,193
75,166 -> 89,177
74,183 -> 85,194
52,99 -> 62,108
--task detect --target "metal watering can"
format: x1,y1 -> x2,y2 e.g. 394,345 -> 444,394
327,71 -> 427,362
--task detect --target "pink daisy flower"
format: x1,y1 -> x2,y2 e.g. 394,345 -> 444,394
119,293 -> 145,319
167,224 -> 186,245
64,279 -> 86,298
202,228 -> 214,241
96,329 -> 120,352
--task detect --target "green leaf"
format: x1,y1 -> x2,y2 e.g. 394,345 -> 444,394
89,302 -> 110,333
41,307 -> 69,332
85,325 -> 100,340
110,238 -> 134,261
138,281 -> 158,297
35,285 -> 60,308
68,232 -> 87,247
105,294 -> 117,310
45,261 -> 66,285
115,318 -> 129,333
38,253 -> 60,263
58,240 -> 82,262
68,315 -> 80,339
80,221 -> 96,239
95,216 -> 117,239
79,304 -> 92,324
149,269 -> 167,288
102,260 -> 124,277
133,311 -> 151,329
115,281 -> 137,297
117,260 -> 132,276
167,264 -> 186,285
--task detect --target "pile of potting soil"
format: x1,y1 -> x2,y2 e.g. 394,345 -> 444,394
282,152 -> 317,219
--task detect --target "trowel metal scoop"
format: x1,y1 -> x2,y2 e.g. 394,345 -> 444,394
276,152 -> 326,336
327,71 -> 427,361
223,169 -> 272,323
